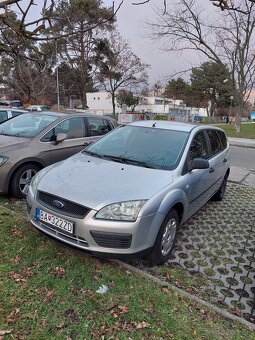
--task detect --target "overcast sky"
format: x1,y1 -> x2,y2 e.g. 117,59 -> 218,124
104,0 -> 206,87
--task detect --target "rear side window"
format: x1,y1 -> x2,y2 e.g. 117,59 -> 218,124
87,117 -> 110,136
207,130 -> 221,155
217,130 -> 227,149
188,131 -> 210,161
11,111 -> 23,118
0,110 -> 8,123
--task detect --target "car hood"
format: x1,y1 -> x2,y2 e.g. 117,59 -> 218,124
37,153 -> 174,210
0,135 -> 30,152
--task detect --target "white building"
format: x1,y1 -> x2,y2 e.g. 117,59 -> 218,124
86,91 -> 207,122
86,91 -> 122,115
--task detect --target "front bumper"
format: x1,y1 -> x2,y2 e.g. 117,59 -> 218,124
26,189 -> 164,258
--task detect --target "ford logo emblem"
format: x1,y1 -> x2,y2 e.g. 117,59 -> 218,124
52,200 -> 64,209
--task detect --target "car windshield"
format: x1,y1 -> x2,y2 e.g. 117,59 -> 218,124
85,125 -> 189,170
0,113 -> 58,138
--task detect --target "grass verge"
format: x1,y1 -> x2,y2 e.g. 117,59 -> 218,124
0,200 -> 254,339
215,123 -> 255,139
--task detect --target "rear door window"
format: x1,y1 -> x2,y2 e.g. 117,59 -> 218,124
207,129 -> 221,155
11,111 -> 23,118
87,117 -> 111,136
217,130 -> 227,149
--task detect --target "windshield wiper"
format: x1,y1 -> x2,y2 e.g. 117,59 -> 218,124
102,155 -> 162,169
82,150 -> 105,159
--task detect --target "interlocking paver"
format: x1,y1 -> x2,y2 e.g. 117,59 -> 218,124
170,183 -> 255,324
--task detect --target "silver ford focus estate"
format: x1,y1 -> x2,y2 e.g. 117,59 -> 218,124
26,121 -> 230,264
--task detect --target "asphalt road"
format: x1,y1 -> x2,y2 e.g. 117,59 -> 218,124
230,146 -> 255,170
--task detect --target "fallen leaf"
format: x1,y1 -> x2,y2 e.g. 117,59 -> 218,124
7,272 -> 26,283
93,275 -> 101,281
162,287 -> 170,295
118,305 -> 129,314
10,256 -> 22,264
136,321 -> 150,329
51,267 -> 65,276
44,289 -> 55,301
56,322 -> 66,329
0,330 -> 13,336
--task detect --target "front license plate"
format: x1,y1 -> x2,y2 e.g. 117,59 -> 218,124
36,208 -> 74,234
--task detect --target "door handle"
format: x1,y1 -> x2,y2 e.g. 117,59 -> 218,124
209,167 -> 215,173
223,158 -> 227,163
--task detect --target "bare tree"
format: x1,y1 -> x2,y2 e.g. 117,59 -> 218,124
0,53 -> 56,103
96,30 -> 149,116
150,0 -> 255,132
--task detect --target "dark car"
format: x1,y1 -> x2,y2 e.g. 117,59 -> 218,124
0,100 -> 23,108
0,111 -> 117,198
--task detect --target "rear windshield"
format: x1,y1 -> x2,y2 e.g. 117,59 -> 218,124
0,113 -> 58,138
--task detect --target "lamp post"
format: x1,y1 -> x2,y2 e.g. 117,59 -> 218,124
229,95 -> 234,116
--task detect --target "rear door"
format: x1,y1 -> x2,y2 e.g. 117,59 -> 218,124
84,116 -> 115,146
206,129 -> 229,193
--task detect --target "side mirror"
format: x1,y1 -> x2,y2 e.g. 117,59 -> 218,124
54,132 -> 67,145
189,158 -> 209,171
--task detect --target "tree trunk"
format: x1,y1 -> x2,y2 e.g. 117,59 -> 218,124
112,92 -> 116,118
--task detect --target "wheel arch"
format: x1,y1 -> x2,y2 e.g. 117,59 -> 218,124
7,159 -> 45,193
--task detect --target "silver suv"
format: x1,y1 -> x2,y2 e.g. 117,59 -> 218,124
26,121 -> 230,264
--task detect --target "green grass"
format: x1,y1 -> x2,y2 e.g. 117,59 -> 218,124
215,123 -> 255,139
0,203 -> 254,339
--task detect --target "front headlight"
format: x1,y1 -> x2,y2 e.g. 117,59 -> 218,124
0,156 -> 8,167
95,200 -> 147,222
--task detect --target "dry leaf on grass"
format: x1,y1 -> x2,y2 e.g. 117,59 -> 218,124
0,330 -> 13,335
51,267 -> 65,276
136,321 -> 150,329
44,289 -> 56,301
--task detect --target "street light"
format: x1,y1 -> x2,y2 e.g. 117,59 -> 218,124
229,95 -> 234,116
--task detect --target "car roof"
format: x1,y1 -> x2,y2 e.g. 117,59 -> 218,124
129,120 -> 198,132
128,120 -> 225,133
23,111 -> 115,120
0,106 -> 27,112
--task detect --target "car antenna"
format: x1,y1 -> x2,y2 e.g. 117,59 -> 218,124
152,122 -> 157,127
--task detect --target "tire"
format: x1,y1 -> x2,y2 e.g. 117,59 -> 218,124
149,209 -> 179,265
11,163 -> 40,199
211,173 -> 228,201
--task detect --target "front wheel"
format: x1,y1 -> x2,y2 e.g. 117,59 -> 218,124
11,163 -> 40,199
149,209 -> 179,265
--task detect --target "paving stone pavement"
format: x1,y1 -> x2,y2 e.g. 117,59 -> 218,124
169,182 -> 255,324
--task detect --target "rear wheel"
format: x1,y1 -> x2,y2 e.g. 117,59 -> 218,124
149,209 -> 179,265
11,163 -> 40,199
212,173 -> 228,201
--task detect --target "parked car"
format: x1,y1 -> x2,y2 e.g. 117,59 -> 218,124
0,100 -> 23,108
0,111 -> 117,198
27,105 -> 51,111
26,121 -> 230,265
0,107 -> 28,124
